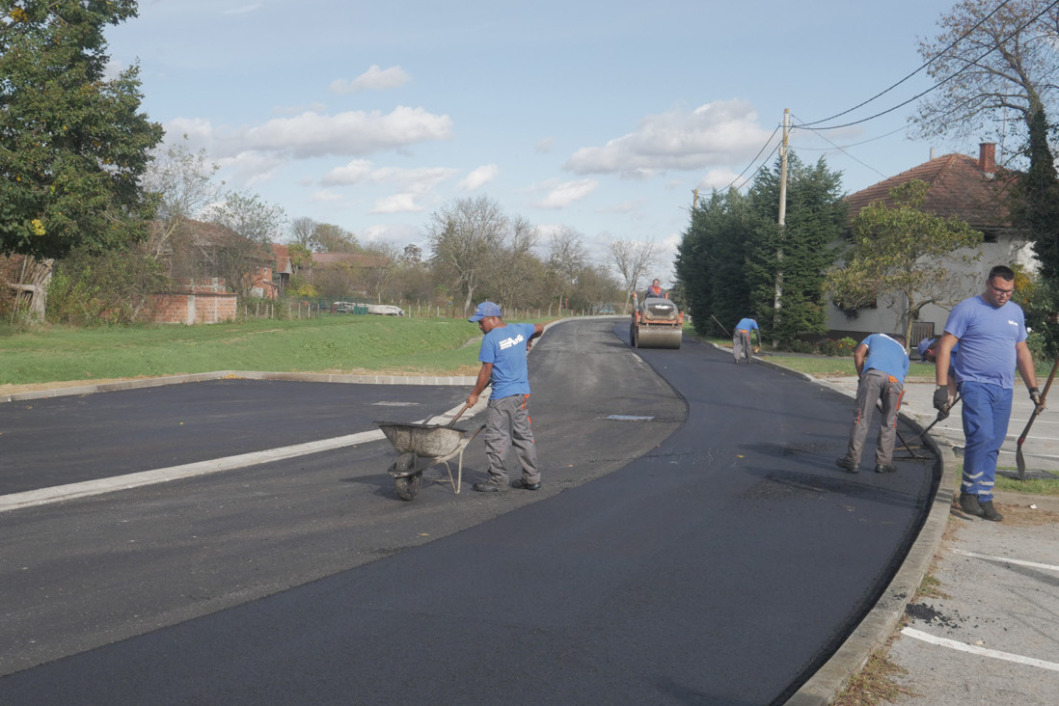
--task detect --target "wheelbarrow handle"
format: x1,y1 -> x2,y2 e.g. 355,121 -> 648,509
447,402 -> 472,428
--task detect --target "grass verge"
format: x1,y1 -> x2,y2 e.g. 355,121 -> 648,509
0,316 -> 509,386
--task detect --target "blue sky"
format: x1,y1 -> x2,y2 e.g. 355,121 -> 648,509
105,0 -> 975,282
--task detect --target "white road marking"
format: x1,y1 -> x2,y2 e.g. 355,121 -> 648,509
953,549 -> 1059,573
0,430 -> 387,513
901,627 -> 1059,672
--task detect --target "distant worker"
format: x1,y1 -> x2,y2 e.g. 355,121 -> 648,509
934,265 -> 1039,522
466,301 -> 545,493
919,336 -> 958,416
836,333 -> 909,474
643,279 -> 667,299
732,317 -> 760,364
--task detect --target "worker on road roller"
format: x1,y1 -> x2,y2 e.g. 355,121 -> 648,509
630,279 -> 683,349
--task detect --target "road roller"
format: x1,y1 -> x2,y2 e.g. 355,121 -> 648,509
629,294 -> 684,349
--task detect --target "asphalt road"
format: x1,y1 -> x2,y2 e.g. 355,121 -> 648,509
0,319 -> 939,704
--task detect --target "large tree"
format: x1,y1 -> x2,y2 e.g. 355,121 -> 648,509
914,0 -> 1059,148
428,196 -> 509,316
0,0 -> 163,317
744,153 -> 846,346
676,188 -> 755,336
826,180 -> 983,345
609,239 -> 656,314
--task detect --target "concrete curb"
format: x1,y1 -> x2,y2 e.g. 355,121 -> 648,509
0,370 -> 480,404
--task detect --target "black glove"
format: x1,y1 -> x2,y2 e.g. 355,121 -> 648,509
933,386 -> 950,412
1030,387 -> 1043,407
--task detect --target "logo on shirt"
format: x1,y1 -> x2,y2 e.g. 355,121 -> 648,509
498,334 -> 525,350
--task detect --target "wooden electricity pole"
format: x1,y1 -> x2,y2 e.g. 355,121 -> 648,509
772,108 -> 789,347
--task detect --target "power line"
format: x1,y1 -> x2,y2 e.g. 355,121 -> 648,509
714,125 -> 782,194
789,112 -> 891,179
800,0 -> 1016,128
796,0 -> 1054,131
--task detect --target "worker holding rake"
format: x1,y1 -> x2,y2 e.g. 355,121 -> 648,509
934,265 -> 1040,522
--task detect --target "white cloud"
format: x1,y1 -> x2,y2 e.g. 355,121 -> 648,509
169,107 -> 453,162
371,193 -> 424,214
536,137 -> 554,154
320,159 -> 375,186
536,179 -> 599,209
459,164 -> 499,191
309,190 -> 343,203
330,65 -> 411,94
564,99 -> 773,176
696,168 -> 743,191
240,107 -> 452,159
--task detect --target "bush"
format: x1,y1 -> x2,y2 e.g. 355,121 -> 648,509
47,248 -> 167,325
818,337 -> 857,357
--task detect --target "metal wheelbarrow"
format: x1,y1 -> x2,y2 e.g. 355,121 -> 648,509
375,420 -> 486,500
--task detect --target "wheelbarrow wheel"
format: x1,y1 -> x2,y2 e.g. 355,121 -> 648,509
395,471 -> 422,501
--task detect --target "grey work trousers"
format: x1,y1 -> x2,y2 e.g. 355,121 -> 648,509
733,330 -> 753,363
844,368 -> 904,466
483,394 -> 540,486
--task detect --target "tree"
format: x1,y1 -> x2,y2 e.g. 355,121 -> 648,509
428,196 -> 508,316
826,180 -> 983,345
546,227 -> 587,313
0,0 -> 164,318
744,153 -> 846,346
609,239 -> 656,314
140,139 -> 223,259
914,0 -> 1059,148
205,192 -> 286,301
312,222 -> 359,253
675,188 -> 755,336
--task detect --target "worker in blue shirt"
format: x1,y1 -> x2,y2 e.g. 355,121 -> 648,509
733,317 -> 760,364
836,333 -> 909,474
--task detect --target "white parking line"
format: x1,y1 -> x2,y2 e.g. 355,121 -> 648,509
901,627 -> 1059,672
953,549 -> 1059,573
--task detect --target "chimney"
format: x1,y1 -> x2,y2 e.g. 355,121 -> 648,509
979,142 -> 996,174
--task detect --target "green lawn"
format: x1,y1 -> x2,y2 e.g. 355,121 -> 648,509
0,316 -> 502,386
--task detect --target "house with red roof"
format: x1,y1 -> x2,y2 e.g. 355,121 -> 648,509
828,143 -> 1036,343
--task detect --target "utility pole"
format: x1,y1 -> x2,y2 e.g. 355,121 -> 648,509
772,108 -> 789,347
692,188 -> 699,209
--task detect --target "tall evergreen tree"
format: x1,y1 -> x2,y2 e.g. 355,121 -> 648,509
745,154 -> 846,346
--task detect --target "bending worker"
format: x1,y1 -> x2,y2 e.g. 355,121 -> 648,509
732,317 -> 760,364
836,333 -> 908,474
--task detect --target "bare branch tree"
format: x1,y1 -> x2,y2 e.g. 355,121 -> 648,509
609,239 -> 656,313
913,0 -> 1059,150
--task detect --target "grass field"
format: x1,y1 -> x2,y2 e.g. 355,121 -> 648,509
0,316 -> 505,387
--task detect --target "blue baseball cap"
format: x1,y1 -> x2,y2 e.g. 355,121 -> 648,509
917,338 -> 934,358
469,301 -> 502,322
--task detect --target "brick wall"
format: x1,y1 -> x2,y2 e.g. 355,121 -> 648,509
151,292 -> 237,325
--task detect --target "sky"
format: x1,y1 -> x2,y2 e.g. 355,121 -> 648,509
104,0 -> 979,284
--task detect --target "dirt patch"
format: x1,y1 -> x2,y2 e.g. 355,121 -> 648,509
991,503 -> 1059,526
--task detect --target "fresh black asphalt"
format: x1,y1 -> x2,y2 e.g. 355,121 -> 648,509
0,319 -> 939,704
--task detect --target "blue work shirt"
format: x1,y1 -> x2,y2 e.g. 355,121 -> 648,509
479,322 -> 537,399
860,333 -> 909,383
735,318 -> 758,331
944,295 -> 1027,389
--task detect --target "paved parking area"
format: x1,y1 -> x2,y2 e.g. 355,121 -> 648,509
814,375 -> 1059,705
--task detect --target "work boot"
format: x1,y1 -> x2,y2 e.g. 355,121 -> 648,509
979,500 -> 1004,522
874,463 -> 897,474
959,493 -> 984,517
835,457 -> 858,473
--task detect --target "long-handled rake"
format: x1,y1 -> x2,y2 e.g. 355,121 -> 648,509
1016,358 -> 1059,480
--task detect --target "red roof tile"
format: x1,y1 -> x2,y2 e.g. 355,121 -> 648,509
844,151 -> 1015,230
